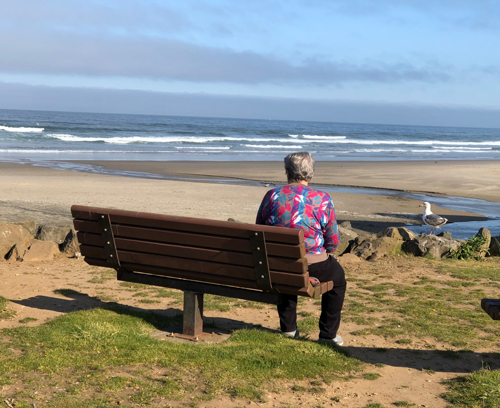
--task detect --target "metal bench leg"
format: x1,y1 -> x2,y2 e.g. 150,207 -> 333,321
183,292 -> 204,336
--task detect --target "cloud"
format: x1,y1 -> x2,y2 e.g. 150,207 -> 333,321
0,30 -> 450,86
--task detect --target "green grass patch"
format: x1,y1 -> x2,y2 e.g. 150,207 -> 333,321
87,268 -> 116,284
118,281 -> 150,289
442,369 -> 500,407
0,306 -> 363,405
342,259 -> 500,349
363,372 -> 381,380
19,317 -> 38,324
0,296 -> 16,320
151,288 -> 182,299
131,291 -> 151,297
297,317 -> 318,335
438,260 -> 500,282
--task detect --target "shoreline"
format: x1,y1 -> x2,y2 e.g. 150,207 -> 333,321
0,160 -> 497,237
70,159 -> 500,202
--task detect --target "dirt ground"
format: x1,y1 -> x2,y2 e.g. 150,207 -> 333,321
1,254 -> 499,408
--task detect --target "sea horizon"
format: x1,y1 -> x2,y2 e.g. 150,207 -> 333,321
1,108 -> 500,164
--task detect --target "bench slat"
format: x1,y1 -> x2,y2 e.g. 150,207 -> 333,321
77,232 -> 307,274
117,270 -> 283,305
80,245 -> 308,288
85,257 -> 321,297
72,205 -> 303,245
74,221 -> 306,260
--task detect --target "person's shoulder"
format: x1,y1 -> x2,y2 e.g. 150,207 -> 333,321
309,187 -> 332,200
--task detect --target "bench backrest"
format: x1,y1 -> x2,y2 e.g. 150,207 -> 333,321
71,205 -> 327,297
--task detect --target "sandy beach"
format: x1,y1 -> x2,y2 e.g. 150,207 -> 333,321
1,159 -> 498,232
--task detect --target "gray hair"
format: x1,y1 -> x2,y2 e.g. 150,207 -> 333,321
284,152 -> 315,182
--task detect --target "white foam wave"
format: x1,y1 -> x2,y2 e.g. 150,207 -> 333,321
352,149 -> 407,153
410,149 -> 493,153
302,135 -> 346,140
0,149 -> 143,153
0,125 -> 44,133
325,139 -> 500,146
244,145 -> 303,149
288,134 -> 299,138
431,146 -> 492,150
46,134 -> 303,144
175,146 -> 231,150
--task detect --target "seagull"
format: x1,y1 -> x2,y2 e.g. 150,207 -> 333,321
419,202 -> 448,235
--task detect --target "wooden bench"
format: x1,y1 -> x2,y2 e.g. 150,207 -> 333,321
71,205 -> 333,340
481,298 -> 500,320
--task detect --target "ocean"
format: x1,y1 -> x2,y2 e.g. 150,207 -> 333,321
1,108 -> 500,163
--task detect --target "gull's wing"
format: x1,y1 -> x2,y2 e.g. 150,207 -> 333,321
424,213 -> 448,227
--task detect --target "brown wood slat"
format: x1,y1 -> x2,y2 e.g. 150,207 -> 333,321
80,245 -> 308,287
77,231 -> 307,274
117,270 -> 283,305
72,205 -> 303,244
85,257 -> 314,296
74,221 -> 306,260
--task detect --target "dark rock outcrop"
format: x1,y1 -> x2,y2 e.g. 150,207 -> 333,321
403,234 -> 462,259
35,225 -> 74,244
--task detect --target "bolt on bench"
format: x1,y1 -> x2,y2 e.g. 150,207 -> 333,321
71,205 -> 333,340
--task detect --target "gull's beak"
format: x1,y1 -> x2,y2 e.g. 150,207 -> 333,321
419,204 -> 423,207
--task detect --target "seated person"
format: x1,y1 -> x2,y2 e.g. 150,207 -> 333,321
256,152 -> 346,345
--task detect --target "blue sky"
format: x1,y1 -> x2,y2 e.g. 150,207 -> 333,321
0,0 -> 499,127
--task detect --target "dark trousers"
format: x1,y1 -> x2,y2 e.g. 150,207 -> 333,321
277,255 -> 346,339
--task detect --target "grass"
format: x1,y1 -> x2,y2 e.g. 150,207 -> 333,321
19,317 -> 38,324
0,305 -> 363,406
0,296 -> 16,320
442,369 -> 500,407
344,258 -> 500,349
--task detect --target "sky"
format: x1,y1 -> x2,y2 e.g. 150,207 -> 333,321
0,0 -> 499,127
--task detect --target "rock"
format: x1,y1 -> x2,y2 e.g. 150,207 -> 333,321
377,227 -> 416,241
59,229 -> 80,256
349,235 -> 403,260
0,223 -> 33,259
5,242 -> 30,261
490,236 -> 500,257
18,220 -> 37,235
403,234 -> 462,259
377,227 -> 403,240
438,231 -> 453,240
366,252 -> 382,262
35,225 -> 73,244
336,226 -> 358,256
22,240 -> 60,262
476,227 -> 491,258
339,221 -> 352,229
402,239 -> 425,257
397,228 -> 416,241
